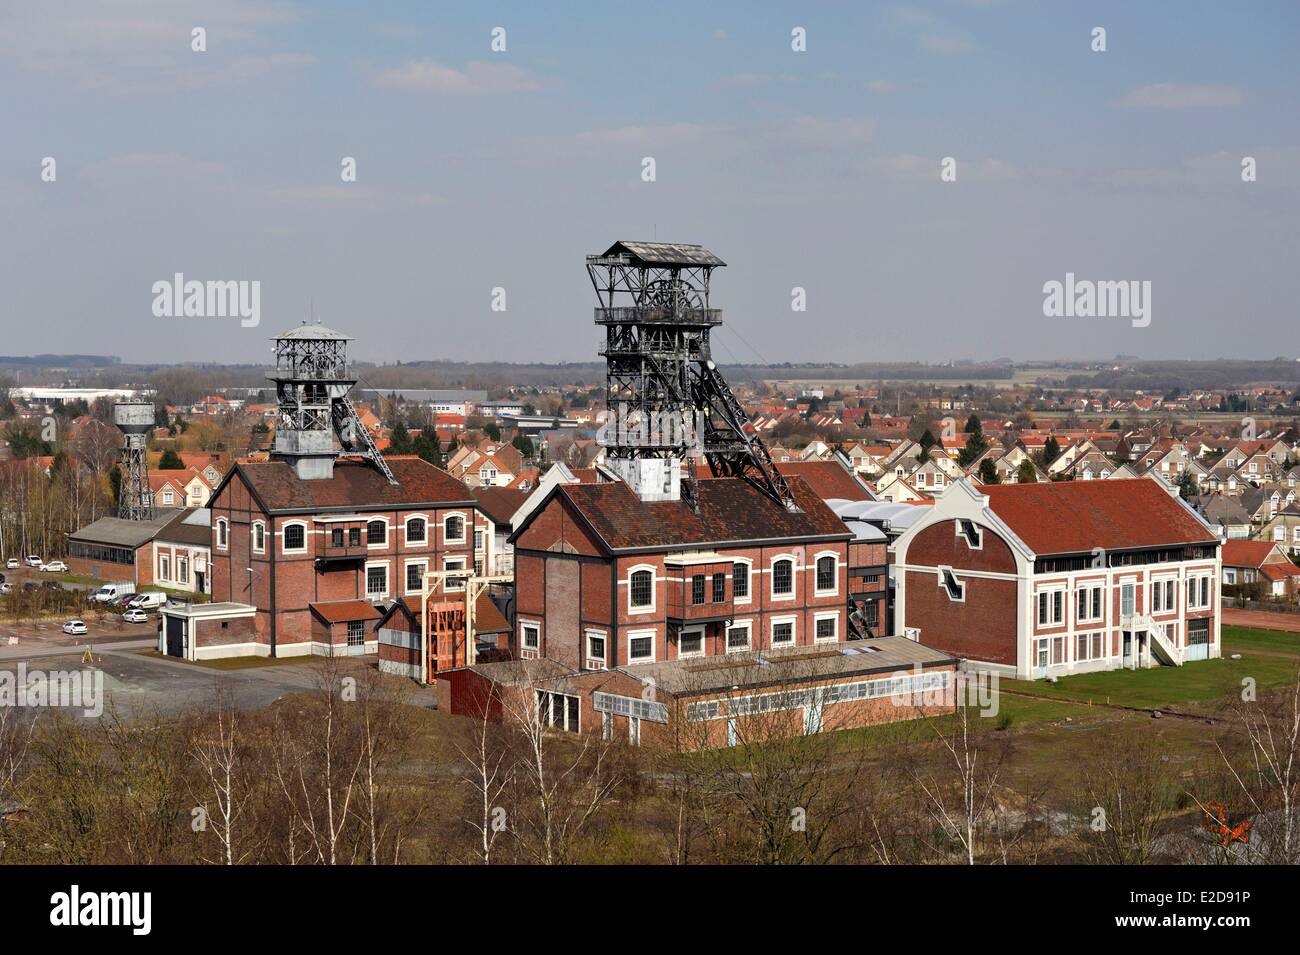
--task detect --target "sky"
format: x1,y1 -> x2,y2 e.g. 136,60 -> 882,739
1,1 -> 1298,366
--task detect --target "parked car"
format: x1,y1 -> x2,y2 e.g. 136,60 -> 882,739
25,555 -> 42,568
113,593 -> 139,608
122,608 -> 149,624
62,620 -> 88,635
5,558 -> 17,569
127,591 -> 167,610
0,582 -> 12,595
41,560 -> 69,573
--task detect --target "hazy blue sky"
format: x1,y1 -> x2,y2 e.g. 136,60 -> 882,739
2,1 -> 1298,365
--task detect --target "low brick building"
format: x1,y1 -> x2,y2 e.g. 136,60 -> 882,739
66,512 -> 175,586
437,636 -> 958,751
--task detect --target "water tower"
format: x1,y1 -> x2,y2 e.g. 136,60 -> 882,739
114,400 -> 155,520
269,323 -> 396,484
588,240 -> 796,511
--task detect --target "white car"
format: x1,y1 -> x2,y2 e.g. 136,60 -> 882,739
122,608 -> 149,624
62,620 -> 88,635
41,560 -> 68,573
0,582 -> 12,595
5,558 -> 17,570
25,556 -> 42,568
127,591 -> 167,610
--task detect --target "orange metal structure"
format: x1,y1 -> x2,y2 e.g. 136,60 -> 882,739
426,600 -> 468,681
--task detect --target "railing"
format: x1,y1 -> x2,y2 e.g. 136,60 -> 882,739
595,307 -> 722,325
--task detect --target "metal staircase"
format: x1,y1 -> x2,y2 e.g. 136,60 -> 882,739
335,395 -> 398,485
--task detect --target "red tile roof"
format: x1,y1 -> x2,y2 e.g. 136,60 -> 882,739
309,600 -> 383,624
229,457 -> 475,513
776,461 -> 874,502
979,479 -> 1216,555
548,477 -> 850,552
1222,540 -> 1283,568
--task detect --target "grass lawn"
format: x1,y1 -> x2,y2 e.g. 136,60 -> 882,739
1221,625 -> 1300,656
137,650 -> 314,670
1004,653 -> 1299,711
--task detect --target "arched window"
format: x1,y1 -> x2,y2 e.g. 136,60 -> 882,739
284,523 -> 306,551
444,514 -> 466,543
216,518 -> 228,549
406,517 -> 426,543
252,521 -> 266,553
816,555 -> 836,591
772,558 -> 794,596
630,569 -> 654,608
367,520 -> 387,546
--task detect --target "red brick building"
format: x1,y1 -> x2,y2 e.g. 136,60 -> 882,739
509,476 -> 853,670
893,477 -> 1222,678
170,455 -> 481,659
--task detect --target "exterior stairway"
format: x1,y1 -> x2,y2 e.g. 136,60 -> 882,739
1127,613 -> 1184,667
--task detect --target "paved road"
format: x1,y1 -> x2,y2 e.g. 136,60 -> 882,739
1223,608 -> 1300,634
0,644 -> 438,720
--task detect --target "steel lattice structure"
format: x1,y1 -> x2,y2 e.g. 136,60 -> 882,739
114,401 -> 155,521
588,240 -> 797,512
270,324 -> 397,484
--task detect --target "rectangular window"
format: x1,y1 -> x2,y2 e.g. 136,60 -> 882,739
815,616 -> 837,641
629,633 -> 654,662
585,630 -> 606,670
444,558 -> 467,591
1121,582 -> 1135,617
159,555 -> 170,581
732,562 -> 749,599
332,527 -> 344,548
521,623 -> 540,651
771,621 -> 794,646
712,572 -> 726,603
630,570 -> 654,608
178,557 -> 188,584
536,691 -> 579,733
691,574 -> 706,605
406,562 -> 425,593
367,521 -> 386,546
726,624 -> 750,652
347,621 -> 364,647
678,629 -> 703,656
366,565 -> 387,598
284,525 -> 305,551
816,556 -> 836,591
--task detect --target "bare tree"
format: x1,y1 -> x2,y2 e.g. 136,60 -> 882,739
1074,725 -> 1176,865
190,685 -> 254,864
455,683 -> 514,864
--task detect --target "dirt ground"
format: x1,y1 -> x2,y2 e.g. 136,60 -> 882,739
1223,608 -> 1300,633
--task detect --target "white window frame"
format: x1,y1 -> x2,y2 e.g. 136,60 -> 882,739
162,490 -> 174,506
404,514 -> 429,546
216,517 -> 228,550
770,615 -> 796,647
677,626 -> 705,659
1150,575 -> 1177,614
813,551 -> 840,597
366,517 -> 390,549
731,557 -> 752,605
442,511 -> 467,545
1036,586 -> 1064,626
770,554 -> 797,601
251,520 -> 266,555
724,620 -> 752,654
1075,583 -> 1103,624
956,519 -> 983,550
159,553 -> 171,581
519,619 -> 541,657
585,628 -> 608,670
282,519 -> 309,555
443,555 -> 467,592
627,563 -> 657,615
627,628 -> 656,664
404,558 -> 429,596
939,566 -> 966,603
813,610 -> 840,643
364,561 -> 390,600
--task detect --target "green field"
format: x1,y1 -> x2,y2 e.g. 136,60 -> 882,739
1221,625 -> 1300,655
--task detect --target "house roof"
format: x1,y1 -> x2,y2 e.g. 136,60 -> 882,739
775,460 -> 874,502
68,512 -> 175,548
977,478 -> 1217,556
155,508 -> 211,547
222,457 -> 475,514
309,600 -> 383,624
1222,540 -> 1282,569
538,476 -> 850,553
473,486 -> 527,525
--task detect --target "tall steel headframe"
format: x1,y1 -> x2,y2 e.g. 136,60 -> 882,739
269,323 -> 398,484
114,401 -> 155,520
588,240 -> 797,511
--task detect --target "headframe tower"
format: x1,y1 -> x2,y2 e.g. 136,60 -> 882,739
588,240 -> 796,511
114,400 -> 156,520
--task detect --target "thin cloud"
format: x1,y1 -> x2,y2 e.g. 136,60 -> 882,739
372,59 -> 543,93
1115,83 -> 1244,109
